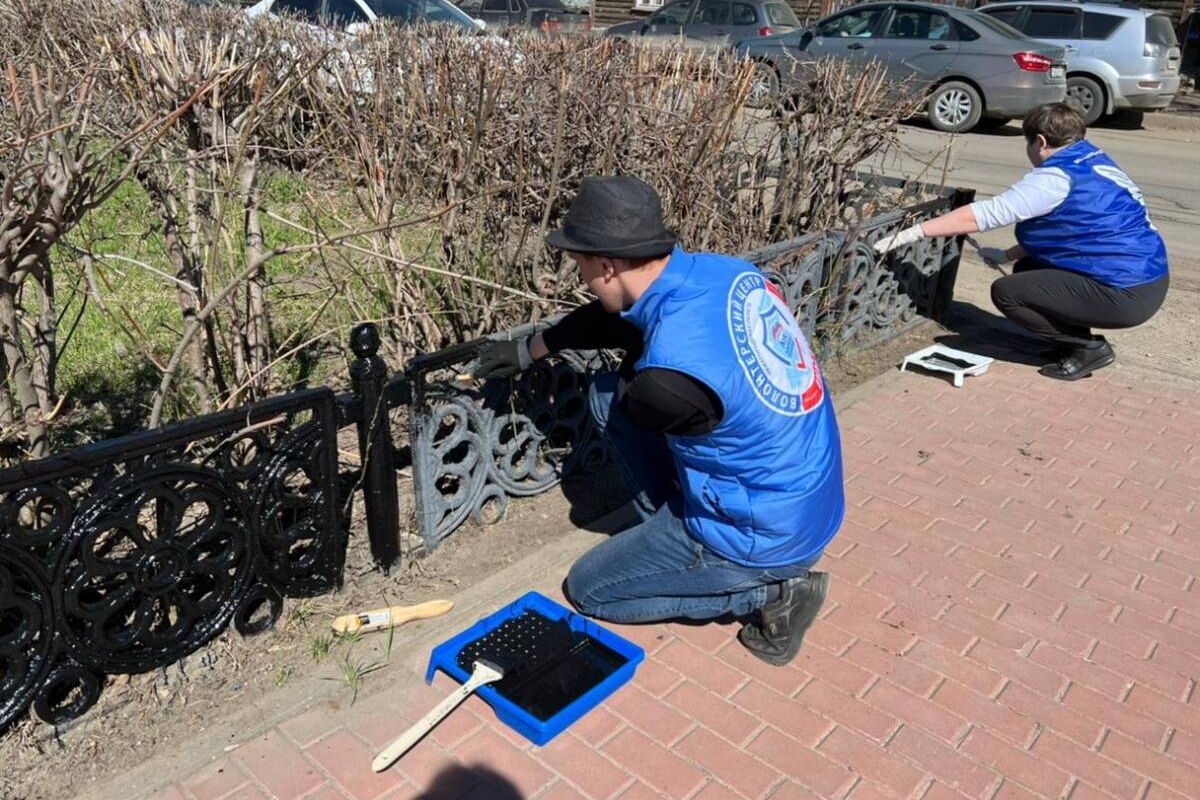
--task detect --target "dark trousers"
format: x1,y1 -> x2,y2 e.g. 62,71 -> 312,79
990,257 -> 1169,349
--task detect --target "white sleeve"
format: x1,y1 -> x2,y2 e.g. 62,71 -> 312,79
969,168 -> 1071,231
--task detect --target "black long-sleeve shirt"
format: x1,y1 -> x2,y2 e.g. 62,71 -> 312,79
542,302 -> 724,436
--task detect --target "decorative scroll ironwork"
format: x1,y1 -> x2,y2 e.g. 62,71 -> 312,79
744,185 -> 974,346
0,389 -> 344,728
403,184 -> 974,550
402,329 -> 613,551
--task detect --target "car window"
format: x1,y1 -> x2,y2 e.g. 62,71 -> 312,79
271,0 -> 322,22
1080,11 -> 1123,40
694,0 -> 730,25
953,19 -> 980,41
480,0 -> 506,11
326,0 -> 370,25
967,9 -> 1028,39
765,3 -> 798,27
731,3 -> 757,25
369,0 -> 419,20
1024,7 -> 1080,39
370,0 -> 476,25
652,0 -> 695,24
1145,14 -> 1178,46
884,9 -> 951,41
526,0 -> 564,7
415,0 -> 478,25
981,5 -> 1024,30
815,7 -> 886,38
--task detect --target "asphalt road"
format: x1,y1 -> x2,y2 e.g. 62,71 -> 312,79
876,118 -> 1200,380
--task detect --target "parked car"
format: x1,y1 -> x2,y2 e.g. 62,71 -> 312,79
247,0 -> 488,35
977,0 -> 1181,124
456,0 -> 591,34
604,0 -> 801,50
736,2 -> 1067,132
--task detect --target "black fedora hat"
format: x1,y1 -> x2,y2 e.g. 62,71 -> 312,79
546,176 -> 677,258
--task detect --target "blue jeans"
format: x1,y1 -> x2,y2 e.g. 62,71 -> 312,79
565,373 -> 814,624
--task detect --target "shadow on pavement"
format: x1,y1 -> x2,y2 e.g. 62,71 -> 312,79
901,117 -> 1024,137
935,300 -> 1050,367
1092,109 -> 1147,130
414,764 -> 524,799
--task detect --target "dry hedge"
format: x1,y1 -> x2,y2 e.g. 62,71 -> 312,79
0,0 -> 919,455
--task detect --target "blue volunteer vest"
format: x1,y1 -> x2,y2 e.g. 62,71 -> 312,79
1015,140 -> 1168,288
621,247 -> 845,568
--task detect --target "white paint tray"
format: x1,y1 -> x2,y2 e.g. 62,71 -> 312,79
900,345 -> 994,388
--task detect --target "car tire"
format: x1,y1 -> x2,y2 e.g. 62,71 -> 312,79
1065,75 -> 1104,126
746,62 -> 780,109
928,81 -> 983,133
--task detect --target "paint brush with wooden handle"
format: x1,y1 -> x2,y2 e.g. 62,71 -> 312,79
330,599 -> 454,635
372,658 -> 505,772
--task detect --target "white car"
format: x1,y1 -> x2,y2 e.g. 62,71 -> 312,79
246,0 -> 488,35
242,0 -> 519,98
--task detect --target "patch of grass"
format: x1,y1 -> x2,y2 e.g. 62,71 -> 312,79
327,652 -> 386,705
37,163 -> 451,439
274,664 -> 293,688
52,179 -> 178,405
309,633 -> 334,663
333,629 -> 363,646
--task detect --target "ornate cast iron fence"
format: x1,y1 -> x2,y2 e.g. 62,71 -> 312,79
0,181 -> 972,731
0,389 -> 349,728
398,184 -> 975,551
403,333 -> 614,551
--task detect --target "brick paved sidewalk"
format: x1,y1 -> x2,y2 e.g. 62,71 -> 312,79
148,360 -> 1199,800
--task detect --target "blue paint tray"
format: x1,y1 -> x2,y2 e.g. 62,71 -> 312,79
425,591 -> 644,746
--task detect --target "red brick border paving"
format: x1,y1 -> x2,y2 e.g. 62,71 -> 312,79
151,362 -> 1199,800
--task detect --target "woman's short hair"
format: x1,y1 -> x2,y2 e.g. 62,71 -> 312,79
1022,103 -> 1086,147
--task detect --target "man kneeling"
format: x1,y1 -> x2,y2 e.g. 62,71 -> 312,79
472,176 -> 844,665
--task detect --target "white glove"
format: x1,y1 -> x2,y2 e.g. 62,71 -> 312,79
976,247 -> 1010,269
873,223 -> 925,255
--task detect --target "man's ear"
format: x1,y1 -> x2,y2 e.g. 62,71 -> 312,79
600,257 -> 618,282
1037,134 -> 1049,151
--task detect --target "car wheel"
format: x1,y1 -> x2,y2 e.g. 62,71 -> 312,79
1065,75 -> 1104,126
746,62 -> 780,109
928,81 -> 983,133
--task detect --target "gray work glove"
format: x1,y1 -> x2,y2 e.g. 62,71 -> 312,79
471,337 -> 534,379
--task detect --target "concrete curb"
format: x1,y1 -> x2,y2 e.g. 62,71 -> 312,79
1140,110 -> 1200,134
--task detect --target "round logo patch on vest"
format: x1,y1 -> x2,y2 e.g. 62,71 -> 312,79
727,271 -> 824,416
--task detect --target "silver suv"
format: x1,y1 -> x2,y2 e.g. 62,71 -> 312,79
978,0 -> 1181,124
735,2 -> 1067,132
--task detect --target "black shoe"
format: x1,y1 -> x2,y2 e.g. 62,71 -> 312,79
1038,340 -> 1115,381
1037,343 -> 1072,362
738,572 -> 829,666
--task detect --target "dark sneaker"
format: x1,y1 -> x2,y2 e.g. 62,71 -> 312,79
738,572 -> 829,666
1038,340 -> 1116,381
